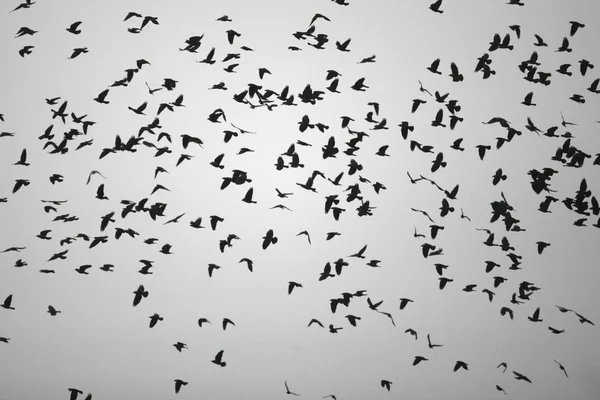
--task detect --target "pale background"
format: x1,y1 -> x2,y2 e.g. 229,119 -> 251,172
0,0 -> 599,399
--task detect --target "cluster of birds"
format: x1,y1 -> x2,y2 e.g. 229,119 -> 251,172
1,0 -> 598,399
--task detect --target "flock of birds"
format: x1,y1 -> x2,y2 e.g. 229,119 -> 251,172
1,0 -> 599,399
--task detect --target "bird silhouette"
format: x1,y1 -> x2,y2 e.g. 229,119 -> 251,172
212,350 -> 227,367
285,381 -> 300,396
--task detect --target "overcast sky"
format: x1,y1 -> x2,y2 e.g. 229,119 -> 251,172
0,0 -> 599,399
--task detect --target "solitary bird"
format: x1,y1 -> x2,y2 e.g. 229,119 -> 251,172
554,360 -> 569,378
47,305 -> 61,316
174,379 -> 188,394
285,381 -> 300,396
212,350 -> 227,367
2,295 -> 15,310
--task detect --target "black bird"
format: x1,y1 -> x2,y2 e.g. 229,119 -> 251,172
431,152 -> 447,172
285,381 -> 300,396
575,312 -> 594,325
569,21 -> 585,36
476,145 -> 492,160
528,307 -> 543,322
1,295 -> 15,310
429,0 -> 444,13
449,62 -> 463,82
222,318 -> 235,330
226,29 -> 241,44
69,48 -> 88,59
288,281 -> 303,295
336,38 -> 351,52
509,24 -> 521,39
513,371 -> 532,383
522,92 -> 536,106
492,169 -> 507,185
19,45 -> 34,57
94,89 -> 110,104
68,388 -> 83,400
132,285 -> 148,307
308,318 -> 324,328
149,313 -> 163,328
173,342 -> 187,352
554,360 -> 569,378
14,149 -> 30,166
262,229 -> 278,249
11,1 -> 35,12
536,241 -> 550,254
15,27 -> 38,38
454,361 -> 469,371
451,138 -> 465,151
427,58 -> 442,74
212,350 -> 227,367
556,37 -> 572,52
66,21 -> 82,34
380,380 -> 392,391
210,215 -> 224,230
174,379 -> 188,394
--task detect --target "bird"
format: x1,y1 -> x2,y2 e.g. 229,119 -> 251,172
1,295 -> 15,310
288,281 -> 303,295
522,92 -> 536,106
14,149 -> 30,166
310,13 -> 331,26
69,47 -> 89,59
285,381 -> 300,396
399,298 -> 413,310
132,285 -> 148,307
449,62 -> 463,82
211,350 -> 227,367
262,229 -> 278,249
173,342 -> 187,352
429,0 -> 444,13
11,1 -> 36,12
513,371 -> 532,383
222,318 -> 235,330
528,307 -> 543,322
569,21 -> 585,36
174,379 -> 188,394
454,361 -> 469,371
497,362 -> 508,373
276,188 -> 293,198
308,318 -> 324,328
148,313 -> 163,328
18,45 -> 34,57
15,27 -> 38,38
66,21 -> 83,34
47,305 -> 61,316
86,170 -> 106,185
94,89 -> 110,104
197,318 -> 211,327
536,241 -> 550,254
427,334 -> 443,348
427,58 -> 442,74
296,230 -> 311,244
68,388 -> 84,400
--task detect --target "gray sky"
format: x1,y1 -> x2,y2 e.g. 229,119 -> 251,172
0,0 -> 599,399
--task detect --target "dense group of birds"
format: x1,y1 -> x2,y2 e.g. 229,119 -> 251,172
1,0 -> 598,399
